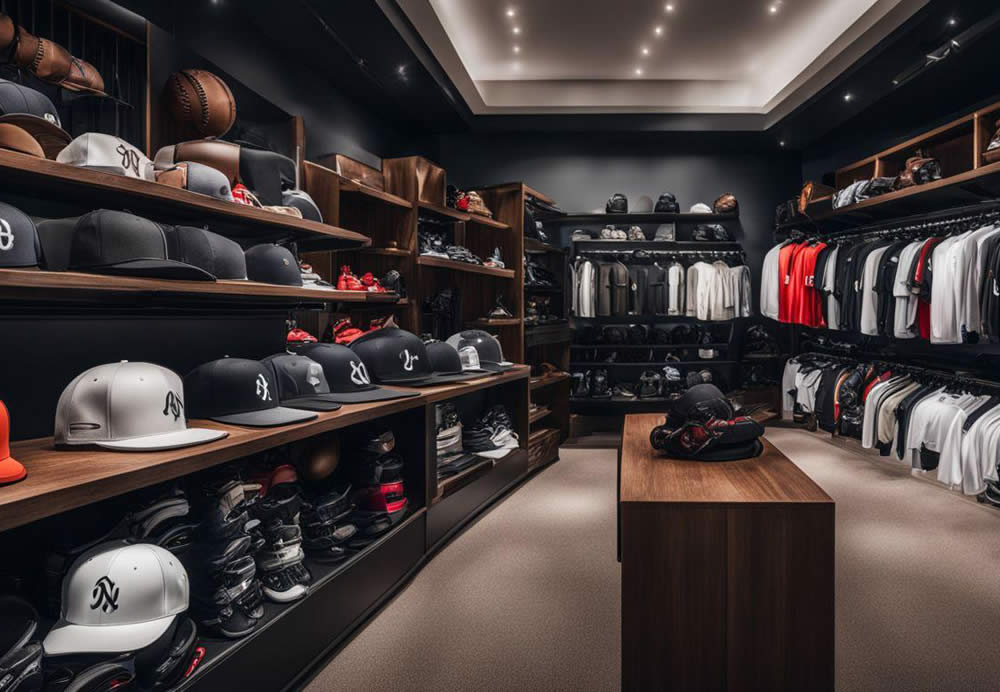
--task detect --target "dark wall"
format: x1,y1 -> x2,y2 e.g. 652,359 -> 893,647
437,132 -> 802,299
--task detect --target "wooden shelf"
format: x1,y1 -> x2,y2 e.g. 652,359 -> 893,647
416,255 -> 515,279
354,247 -> 412,256
0,150 -> 370,250
433,458 -> 495,505
524,237 -> 567,254
528,406 -> 551,424
571,239 -> 741,250
525,325 -> 572,347
571,343 -> 729,350
571,361 -> 737,368
0,368 -> 528,532
0,269 -> 403,305
529,371 -> 570,391
468,317 -> 521,327
337,178 -> 413,209
417,202 -> 470,222
466,214 -> 510,231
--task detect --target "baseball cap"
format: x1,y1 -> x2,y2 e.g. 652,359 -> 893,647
183,357 -> 318,427
261,353 -> 343,412
281,190 -> 323,223
689,202 -> 712,214
0,78 -> 71,158
349,328 -> 480,386
155,161 -> 234,202
297,343 -> 421,403
244,244 -> 302,286
426,341 -> 489,376
0,201 -> 41,268
163,225 -> 247,280
0,400 -> 26,484
445,330 -> 515,372
67,210 -> 215,281
57,133 -> 155,181
54,361 -> 228,451
0,123 -> 43,158
42,541 -> 189,656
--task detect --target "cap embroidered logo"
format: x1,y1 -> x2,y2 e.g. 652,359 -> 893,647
162,391 -> 183,421
0,218 -> 11,251
116,143 -> 141,176
255,373 -> 271,401
90,576 -> 119,613
350,360 -> 370,386
401,349 -> 418,372
44,112 -> 57,124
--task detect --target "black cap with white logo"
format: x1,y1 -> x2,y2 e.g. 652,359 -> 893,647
349,328 -> 480,387
183,357 -> 317,427
68,210 -> 215,281
426,341 -> 488,375
297,343 -> 421,403
0,201 -> 41,268
261,353 -> 342,412
244,244 -> 302,286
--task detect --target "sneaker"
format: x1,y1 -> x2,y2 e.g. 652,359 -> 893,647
612,383 -> 637,400
337,265 -> 363,291
360,272 -> 386,293
484,248 -> 505,269
489,297 -> 514,318
591,369 -> 611,398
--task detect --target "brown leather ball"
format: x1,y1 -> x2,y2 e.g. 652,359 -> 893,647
713,193 -> 739,216
165,69 -> 237,138
299,432 -> 341,481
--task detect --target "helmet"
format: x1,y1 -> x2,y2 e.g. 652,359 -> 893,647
606,193 -> 628,214
650,384 -> 763,460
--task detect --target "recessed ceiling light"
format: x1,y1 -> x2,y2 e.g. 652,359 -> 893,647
844,93 -> 853,102
635,67 -> 643,76
769,5 -> 778,14
779,140 -> 786,147
665,3 -> 675,11
512,26 -> 521,34
641,46 -> 649,56
513,45 -> 520,53
654,25 -> 663,36
948,17 -> 957,26
506,7 -> 515,17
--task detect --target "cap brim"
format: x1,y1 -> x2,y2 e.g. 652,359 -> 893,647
380,372 -> 481,386
96,427 -> 227,452
0,114 -> 71,159
280,395 -> 343,412
84,259 -> 216,282
478,361 -> 516,373
0,456 -> 26,484
323,388 -> 421,404
211,406 -> 317,427
43,613 -> 177,656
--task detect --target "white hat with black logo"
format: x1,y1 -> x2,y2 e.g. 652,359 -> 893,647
42,541 -> 189,656
54,361 -> 228,450
56,133 -> 155,181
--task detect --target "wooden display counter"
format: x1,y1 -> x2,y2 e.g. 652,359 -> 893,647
619,414 -> 834,691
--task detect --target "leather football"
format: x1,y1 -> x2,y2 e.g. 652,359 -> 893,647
165,69 -> 237,138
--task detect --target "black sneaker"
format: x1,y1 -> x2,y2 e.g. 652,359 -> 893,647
612,383 -> 637,400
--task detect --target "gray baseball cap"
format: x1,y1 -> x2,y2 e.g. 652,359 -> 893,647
54,361 -> 228,451
43,541 -> 189,656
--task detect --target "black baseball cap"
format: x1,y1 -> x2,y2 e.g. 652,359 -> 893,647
426,341 -> 488,375
68,210 -> 215,281
0,79 -> 71,159
445,330 -> 515,372
244,244 -> 302,286
297,343 -> 421,403
164,225 -> 247,280
349,328 -> 480,387
183,357 -> 317,427
261,353 -> 342,412
0,201 -> 41,268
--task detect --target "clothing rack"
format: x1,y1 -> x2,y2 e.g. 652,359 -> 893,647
574,248 -> 746,264
809,198 -> 1000,244
798,350 -> 1000,395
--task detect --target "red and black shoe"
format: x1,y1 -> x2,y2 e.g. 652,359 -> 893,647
360,272 -> 387,293
337,265 -> 363,291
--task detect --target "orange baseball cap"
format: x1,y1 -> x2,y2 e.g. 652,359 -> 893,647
0,400 -> 26,484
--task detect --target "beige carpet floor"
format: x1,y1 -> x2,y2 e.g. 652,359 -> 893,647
306,430 -> 1000,691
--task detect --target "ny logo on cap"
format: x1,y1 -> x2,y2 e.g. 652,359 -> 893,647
350,360 -> 371,386
90,576 -> 119,613
400,349 -> 419,372
0,218 -> 12,252
256,373 -> 271,401
162,391 -> 184,421
44,113 -> 57,124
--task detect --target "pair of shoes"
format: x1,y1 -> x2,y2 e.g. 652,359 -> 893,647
337,265 -> 388,293
483,248 -> 505,268
571,369 -> 611,398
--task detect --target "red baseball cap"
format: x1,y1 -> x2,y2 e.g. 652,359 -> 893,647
0,401 -> 26,484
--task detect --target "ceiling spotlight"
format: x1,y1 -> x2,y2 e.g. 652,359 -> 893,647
506,7 -> 515,17
641,46 -> 650,56
635,67 -> 643,76
513,45 -> 520,53
769,5 -> 778,14
779,140 -> 786,147
512,26 -> 521,34
844,92 -> 854,102
654,25 -> 663,36
665,3 -> 674,11
948,17 -> 957,26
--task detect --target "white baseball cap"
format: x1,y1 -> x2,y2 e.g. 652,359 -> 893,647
57,133 -> 155,181
689,202 -> 712,214
43,541 -> 189,656
54,361 -> 228,451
